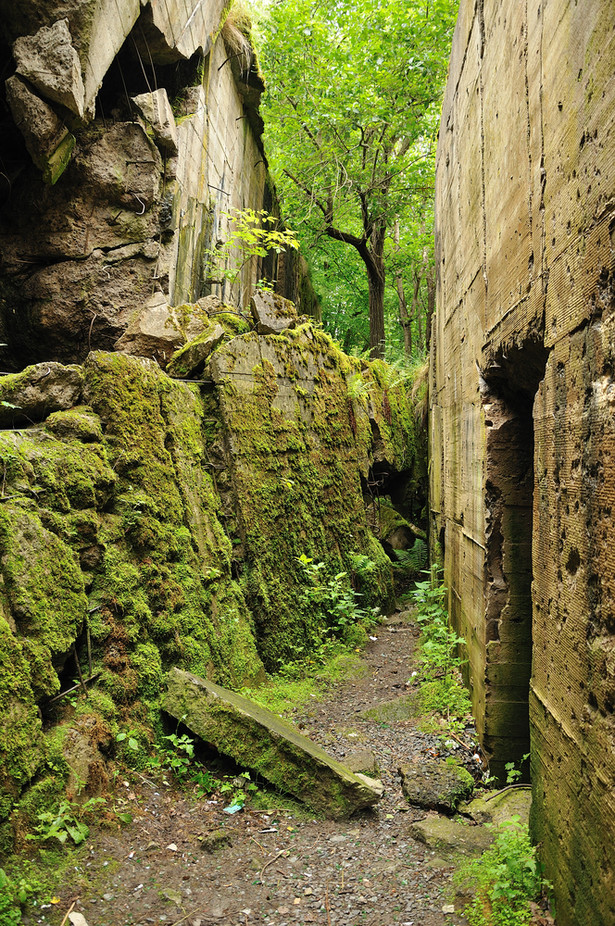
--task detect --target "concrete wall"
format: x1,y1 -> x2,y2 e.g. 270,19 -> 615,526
0,1 -> 310,370
431,2 -> 615,924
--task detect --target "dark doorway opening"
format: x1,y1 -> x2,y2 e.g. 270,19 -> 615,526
481,336 -> 549,781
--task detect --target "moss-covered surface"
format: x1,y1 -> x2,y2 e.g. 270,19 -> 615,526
163,668 -> 382,818
209,324 -> 418,667
0,339 -> 419,841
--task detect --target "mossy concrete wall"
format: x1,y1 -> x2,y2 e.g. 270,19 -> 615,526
432,2 -> 615,924
0,322 -> 417,847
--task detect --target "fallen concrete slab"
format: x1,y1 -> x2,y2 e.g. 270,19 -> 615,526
163,668 -> 383,818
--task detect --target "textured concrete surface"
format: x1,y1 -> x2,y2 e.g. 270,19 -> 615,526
431,2 -> 615,924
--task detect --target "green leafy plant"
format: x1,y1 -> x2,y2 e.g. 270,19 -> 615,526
26,797 -> 105,846
409,569 -> 471,733
116,730 -> 139,752
150,732 -> 196,780
455,816 -> 549,926
393,538 -> 429,574
504,753 -> 530,785
0,867 -> 40,925
191,768 -> 221,797
205,207 -> 298,288
298,554 -> 380,641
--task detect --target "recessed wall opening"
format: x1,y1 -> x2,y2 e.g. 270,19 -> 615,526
481,336 -> 549,782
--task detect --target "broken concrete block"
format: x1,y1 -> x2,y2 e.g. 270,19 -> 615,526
114,294 -> 198,365
410,815 -> 493,858
13,19 -> 85,118
458,786 -> 531,827
163,668 -> 384,818
166,324 -> 226,378
250,290 -> 298,335
132,88 -> 179,156
398,760 -> 474,813
5,76 -> 75,185
0,362 -> 84,427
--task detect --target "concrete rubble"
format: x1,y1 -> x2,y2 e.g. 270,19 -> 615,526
163,668 -> 385,818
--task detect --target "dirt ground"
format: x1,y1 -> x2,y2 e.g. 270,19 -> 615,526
23,612 -> 487,926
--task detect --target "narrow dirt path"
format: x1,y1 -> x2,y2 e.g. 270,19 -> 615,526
29,611 -> 474,926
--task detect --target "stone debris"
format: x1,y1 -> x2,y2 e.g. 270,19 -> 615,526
398,759 -> 474,812
5,76 -> 75,185
458,785 -> 532,827
0,361 -> 84,428
166,323 -> 226,378
410,814 -> 493,858
250,290 -> 299,335
13,18 -> 85,117
163,668 -> 384,818
132,88 -> 179,156
114,294 -> 194,364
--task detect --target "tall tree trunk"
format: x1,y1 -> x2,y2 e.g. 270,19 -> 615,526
393,220 -> 412,356
367,263 -> 386,359
367,222 -> 387,359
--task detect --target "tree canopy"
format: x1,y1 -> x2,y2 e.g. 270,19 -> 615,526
257,0 -> 458,358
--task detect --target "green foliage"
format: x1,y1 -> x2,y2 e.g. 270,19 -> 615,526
150,732 -> 195,780
257,0 -> 458,356
205,207 -> 298,289
505,754 -> 530,785
0,867 -> 40,925
25,796 -> 105,847
409,570 -> 471,732
455,817 -> 547,926
298,553 -> 380,642
393,538 -> 429,573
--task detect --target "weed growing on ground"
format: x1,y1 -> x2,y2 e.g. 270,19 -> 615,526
298,553 -> 380,643
26,796 -> 106,847
455,816 -> 550,926
243,648 -> 368,716
0,866 -> 40,925
407,568 -> 472,734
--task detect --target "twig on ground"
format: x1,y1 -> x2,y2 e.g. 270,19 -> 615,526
325,886 -> 332,926
259,849 -> 286,881
59,901 -> 76,926
448,730 -> 474,752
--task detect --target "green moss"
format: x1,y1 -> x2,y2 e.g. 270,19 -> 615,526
131,643 -> 164,700
209,327 -> 402,668
0,505 -> 87,678
0,615 -> 43,819
45,407 -> 103,443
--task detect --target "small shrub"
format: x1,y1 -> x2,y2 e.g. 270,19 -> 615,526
455,816 -> 547,926
297,554 -> 380,643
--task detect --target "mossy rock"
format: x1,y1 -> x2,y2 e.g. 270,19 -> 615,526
399,760 -> 475,813
163,668 -> 384,818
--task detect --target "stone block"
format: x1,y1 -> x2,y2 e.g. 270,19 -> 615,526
132,88 -> 178,156
5,76 -> 75,184
250,290 -> 298,335
13,19 -> 85,117
163,668 -> 384,818
410,815 -> 493,858
398,760 -> 474,813
0,362 -> 83,427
